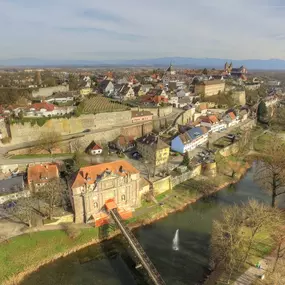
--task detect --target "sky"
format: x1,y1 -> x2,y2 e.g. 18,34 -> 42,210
1,0 -> 285,60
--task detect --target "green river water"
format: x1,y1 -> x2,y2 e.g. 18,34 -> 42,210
21,169 -> 277,285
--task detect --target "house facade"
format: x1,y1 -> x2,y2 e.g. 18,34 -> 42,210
200,115 -> 226,133
27,163 -> 59,191
109,135 -> 135,152
195,80 -> 225,97
99,80 -> 114,95
171,127 -> 208,153
136,134 -> 170,166
223,112 -> 239,127
0,176 -> 28,204
70,160 -> 142,224
90,144 -> 103,155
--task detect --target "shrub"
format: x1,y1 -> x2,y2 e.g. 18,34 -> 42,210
62,223 -> 80,240
1,137 -> 11,144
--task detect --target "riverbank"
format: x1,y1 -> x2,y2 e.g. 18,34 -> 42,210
1,160 -> 250,285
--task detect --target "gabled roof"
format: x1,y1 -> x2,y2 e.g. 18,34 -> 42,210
228,112 -> 236,120
187,127 -> 204,140
27,163 -> 59,184
92,144 -> 102,150
178,132 -> 192,145
29,102 -> 55,111
201,115 -> 219,124
99,80 -> 112,90
137,134 -> 169,150
112,135 -> 134,147
71,160 -> 139,189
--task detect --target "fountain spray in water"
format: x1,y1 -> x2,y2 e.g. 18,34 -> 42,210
172,229 -> 179,251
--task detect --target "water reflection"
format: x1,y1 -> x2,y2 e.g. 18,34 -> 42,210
21,169 -> 271,285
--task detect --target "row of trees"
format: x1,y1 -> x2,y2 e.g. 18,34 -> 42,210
211,200 -> 285,283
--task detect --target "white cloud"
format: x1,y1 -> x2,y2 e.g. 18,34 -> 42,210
0,0 -> 285,59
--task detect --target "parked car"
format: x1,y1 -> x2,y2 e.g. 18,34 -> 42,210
83,129 -> 91,133
132,152 -> 142,160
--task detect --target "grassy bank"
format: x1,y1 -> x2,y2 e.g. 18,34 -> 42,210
0,228 -> 99,284
1,155 -> 249,284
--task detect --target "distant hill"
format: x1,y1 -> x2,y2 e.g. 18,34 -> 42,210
1,56 -> 285,70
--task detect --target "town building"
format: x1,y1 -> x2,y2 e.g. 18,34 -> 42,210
80,88 -> 92,96
86,141 -> 103,155
70,160 -> 143,224
24,102 -> 74,117
131,110 -> 153,123
223,112 -> 238,127
27,163 -> 59,191
0,176 -> 27,204
171,127 -> 208,153
133,85 -> 145,97
109,135 -> 135,152
45,92 -> 75,104
136,134 -> 170,167
200,115 -> 226,133
98,80 -> 114,95
195,80 -> 225,97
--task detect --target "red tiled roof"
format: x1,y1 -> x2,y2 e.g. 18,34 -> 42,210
208,115 -> 219,124
30,102 -> 55,111
27,163 -> 59,184
92,144 -> 102,150
71,160 -> 140,189
228,112 -> 236,120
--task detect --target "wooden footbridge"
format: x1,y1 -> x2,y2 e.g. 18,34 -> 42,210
105,200 -> 166,285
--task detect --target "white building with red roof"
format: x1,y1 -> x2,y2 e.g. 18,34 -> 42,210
25,102 -> 75,117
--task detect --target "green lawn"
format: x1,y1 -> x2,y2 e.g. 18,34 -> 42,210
0,228 -> 99,284
254,133 -> 272,152
10,153 -> 72,159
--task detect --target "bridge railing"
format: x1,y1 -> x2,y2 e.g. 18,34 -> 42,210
109,208 -> 166,285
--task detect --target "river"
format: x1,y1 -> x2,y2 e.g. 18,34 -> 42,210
21,169 -> 272,285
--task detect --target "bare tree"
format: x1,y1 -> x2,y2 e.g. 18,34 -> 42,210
36,178 -> 66,220
5,197 -> 36,227
241,200 -> 281,265
254,137 -> 285,207
71,138 -> 83,153
37,131 -> 62,155
271,229 -> 285,272
211,204 -> 247,282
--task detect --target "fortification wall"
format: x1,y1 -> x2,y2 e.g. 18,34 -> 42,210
9,111 -> 132,144
176,109 -> 195,125
131,106 -> 173,117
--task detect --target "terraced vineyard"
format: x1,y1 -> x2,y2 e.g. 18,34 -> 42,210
79,96 -> 130,114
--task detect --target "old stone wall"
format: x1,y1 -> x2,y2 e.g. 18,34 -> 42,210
176,109 -> 195,125
171,165 -> 202,187
121,122 -> 153,138
152,176 -> 172,195
9,111 -> 132,144
131,106 -> 173,117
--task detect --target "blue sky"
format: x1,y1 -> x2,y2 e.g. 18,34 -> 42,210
1,0 -> 285,60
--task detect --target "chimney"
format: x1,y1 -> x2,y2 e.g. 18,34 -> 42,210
119,165 -> 123,173
85,172 -> 89,180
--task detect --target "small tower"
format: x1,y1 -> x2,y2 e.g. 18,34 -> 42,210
166,63 -> 176,75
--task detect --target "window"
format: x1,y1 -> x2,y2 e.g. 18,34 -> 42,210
94,202 -> 98,208
121,194 -> 126,201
